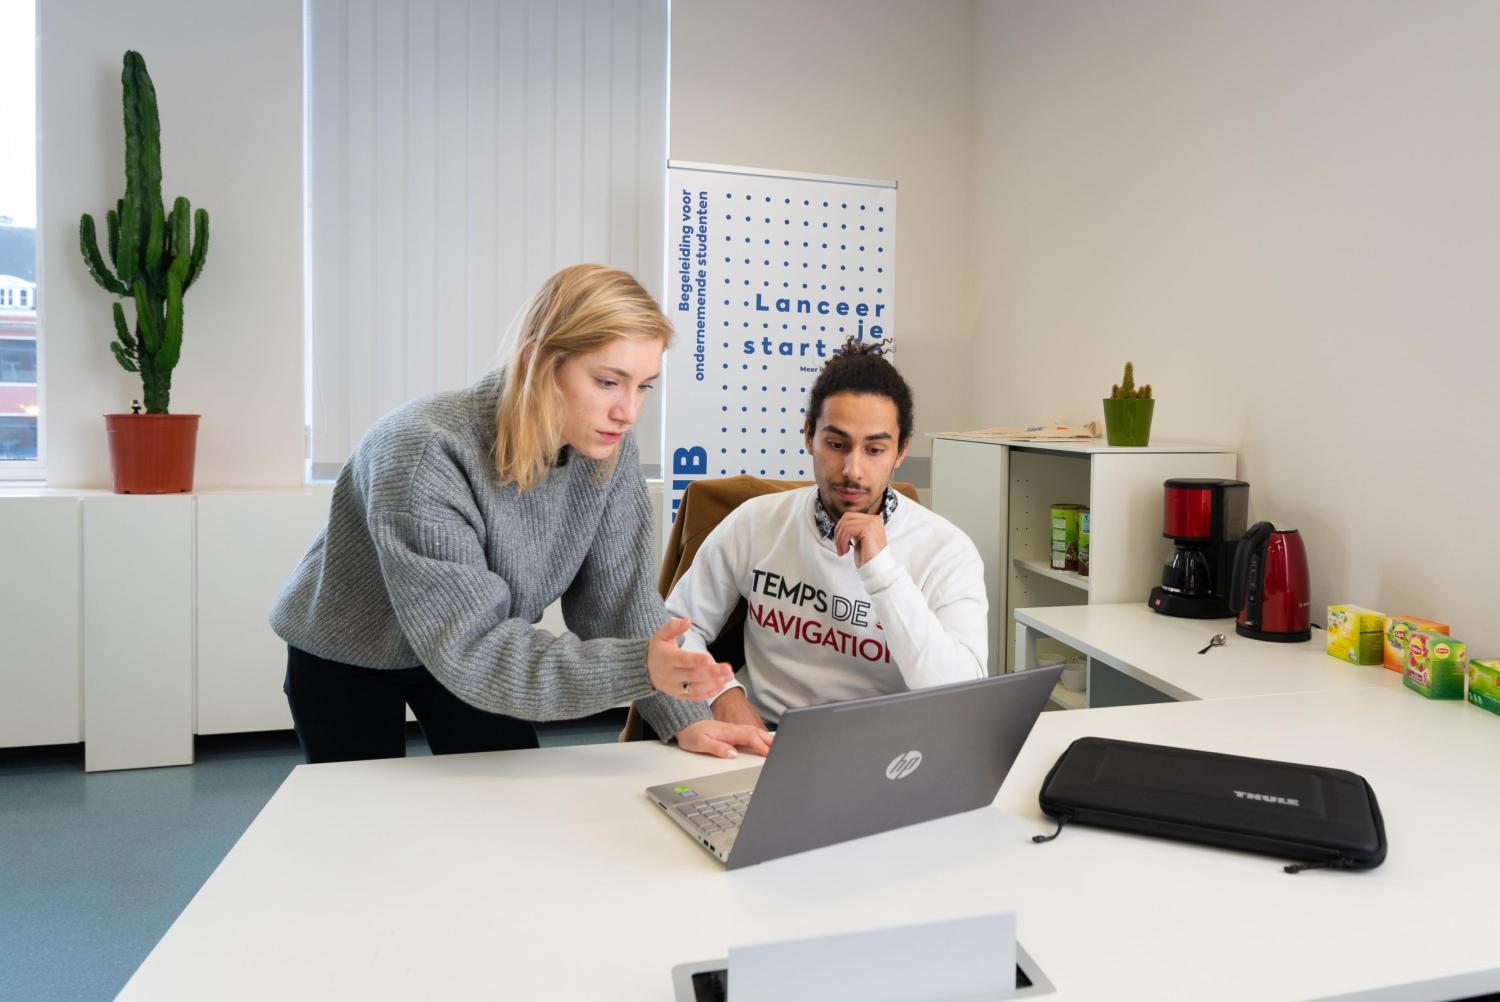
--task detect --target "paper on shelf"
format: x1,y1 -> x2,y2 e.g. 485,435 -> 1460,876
956,422 -> 1099,441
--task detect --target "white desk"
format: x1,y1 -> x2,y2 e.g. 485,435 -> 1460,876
1015,603 -> 1404,707
121,686 -> 1500,1002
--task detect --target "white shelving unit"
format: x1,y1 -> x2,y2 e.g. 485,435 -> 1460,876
1014,558 -> 1090,592
930,434 -> 1237,678
1044,680 -> 1087,710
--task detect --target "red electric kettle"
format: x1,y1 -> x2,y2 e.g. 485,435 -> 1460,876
1229,522 -> 1311,642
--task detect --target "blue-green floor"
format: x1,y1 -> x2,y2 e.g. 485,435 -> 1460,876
0,714 -> 625,1002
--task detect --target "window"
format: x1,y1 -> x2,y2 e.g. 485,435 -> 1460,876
0,336 -> 36,382
0,414 -> 36,460
0,0 -> 39,475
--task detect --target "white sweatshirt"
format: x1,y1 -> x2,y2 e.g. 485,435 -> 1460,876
665,486 -> 988,724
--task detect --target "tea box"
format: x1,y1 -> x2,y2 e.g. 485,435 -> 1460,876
1403,630 -> 1466,700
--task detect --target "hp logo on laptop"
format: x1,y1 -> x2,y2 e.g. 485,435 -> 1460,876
885,750 -> 923,780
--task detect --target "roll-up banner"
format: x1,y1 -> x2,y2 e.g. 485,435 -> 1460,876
662,161 -> 898,535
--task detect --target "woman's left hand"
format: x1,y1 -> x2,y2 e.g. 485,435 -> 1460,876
648,618 -> 734,699
677,720 -> 774,759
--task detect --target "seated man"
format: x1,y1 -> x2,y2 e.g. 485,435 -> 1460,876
666,338 -> 987,733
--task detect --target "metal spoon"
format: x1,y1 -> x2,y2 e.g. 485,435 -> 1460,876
1198,633 -> 1227,655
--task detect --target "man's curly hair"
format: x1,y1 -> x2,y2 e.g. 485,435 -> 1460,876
804,337 -> 913,446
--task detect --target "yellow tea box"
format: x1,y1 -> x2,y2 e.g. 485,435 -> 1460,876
1468,659 -> 1500,717
1326,605 -> 1384,665
1404,631 -> 1466,700
1383,616 -> 1450,673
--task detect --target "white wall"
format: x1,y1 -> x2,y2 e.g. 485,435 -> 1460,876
38,0 -> 304,488
669,0 -> 979,464
971,1 -> 1500,650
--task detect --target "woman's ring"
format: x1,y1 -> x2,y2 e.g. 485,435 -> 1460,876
681,681 -> 691,693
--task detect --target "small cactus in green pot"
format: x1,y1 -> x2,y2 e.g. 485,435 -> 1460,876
1102,361 -> 1155,446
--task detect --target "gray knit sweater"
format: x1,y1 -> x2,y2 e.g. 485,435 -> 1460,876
269,370 -> 710,738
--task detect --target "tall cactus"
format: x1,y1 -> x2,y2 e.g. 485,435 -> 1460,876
79,50 -> 209,414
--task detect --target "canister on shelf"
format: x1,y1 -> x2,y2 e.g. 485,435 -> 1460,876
1078,510 -> 1091,577
1061,655 -> 1087,692
1050,504 -> 1086,571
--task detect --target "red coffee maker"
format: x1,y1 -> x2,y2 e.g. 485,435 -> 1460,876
1229,522 -> 1312,642
1148,479 -> 1249,619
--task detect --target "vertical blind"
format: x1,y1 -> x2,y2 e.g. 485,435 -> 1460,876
307,0 -> 669,472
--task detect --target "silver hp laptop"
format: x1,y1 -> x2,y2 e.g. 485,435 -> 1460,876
646,667 -> 1061,869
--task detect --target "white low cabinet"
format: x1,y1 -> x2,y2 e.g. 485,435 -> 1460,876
0,496 -> 82,748
83,494 -> 195,771
0,481 -> 630,768
196,491 -> 330,735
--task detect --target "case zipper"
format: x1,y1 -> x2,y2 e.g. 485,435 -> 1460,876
1284,856 -> 1356,875
1034,811 -> 1360,875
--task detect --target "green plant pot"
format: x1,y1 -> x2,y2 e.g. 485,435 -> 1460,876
1102,398 -> 1155,447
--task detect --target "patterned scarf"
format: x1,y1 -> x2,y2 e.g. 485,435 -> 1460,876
812,485 -> 900,540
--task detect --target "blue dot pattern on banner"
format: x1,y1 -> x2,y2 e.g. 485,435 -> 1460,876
678,183 -> 892,480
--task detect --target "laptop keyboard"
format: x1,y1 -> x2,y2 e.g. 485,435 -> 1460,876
680,790 -> 753,837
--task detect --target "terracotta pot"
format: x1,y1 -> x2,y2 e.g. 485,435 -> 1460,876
104,413 -> 200,493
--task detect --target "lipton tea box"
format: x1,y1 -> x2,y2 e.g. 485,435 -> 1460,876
1403,630 -> 1466,700
1383,616 -> 1450,672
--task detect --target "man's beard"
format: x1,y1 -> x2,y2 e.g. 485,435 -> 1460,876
824,482 -> 882,515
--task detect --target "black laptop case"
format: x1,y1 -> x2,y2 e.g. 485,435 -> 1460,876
1036,737 -> 1387,873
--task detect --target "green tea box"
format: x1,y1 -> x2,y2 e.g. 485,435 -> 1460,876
1404,630 -> 1466,700
1326,605 -> 1385,665
1468,659 -> 1500,717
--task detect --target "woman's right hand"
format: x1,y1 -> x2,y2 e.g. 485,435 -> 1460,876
649,618 -> 733,700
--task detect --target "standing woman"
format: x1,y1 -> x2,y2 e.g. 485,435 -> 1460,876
271,264 -> 768,763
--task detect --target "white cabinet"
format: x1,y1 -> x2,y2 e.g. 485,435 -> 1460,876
930,435 -> 1237,677
0,496 -> 82,748
0,480 -> 652,766
83,495 -> 196,771
196,491 -> 330,735
1,488 -> 335,767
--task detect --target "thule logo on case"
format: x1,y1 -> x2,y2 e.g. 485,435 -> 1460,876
886,750 -> 923,780
1234,789 -> 1300,807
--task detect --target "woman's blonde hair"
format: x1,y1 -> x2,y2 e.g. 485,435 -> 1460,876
494,264 -> 672,490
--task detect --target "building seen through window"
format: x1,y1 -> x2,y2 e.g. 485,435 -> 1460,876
0,0 -> 38,466
0,219 -> 38,461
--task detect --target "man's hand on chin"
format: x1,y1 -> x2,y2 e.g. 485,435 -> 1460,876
834,511 -> 888,568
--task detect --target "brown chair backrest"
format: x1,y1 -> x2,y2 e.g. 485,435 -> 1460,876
620,476 -> 921,741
